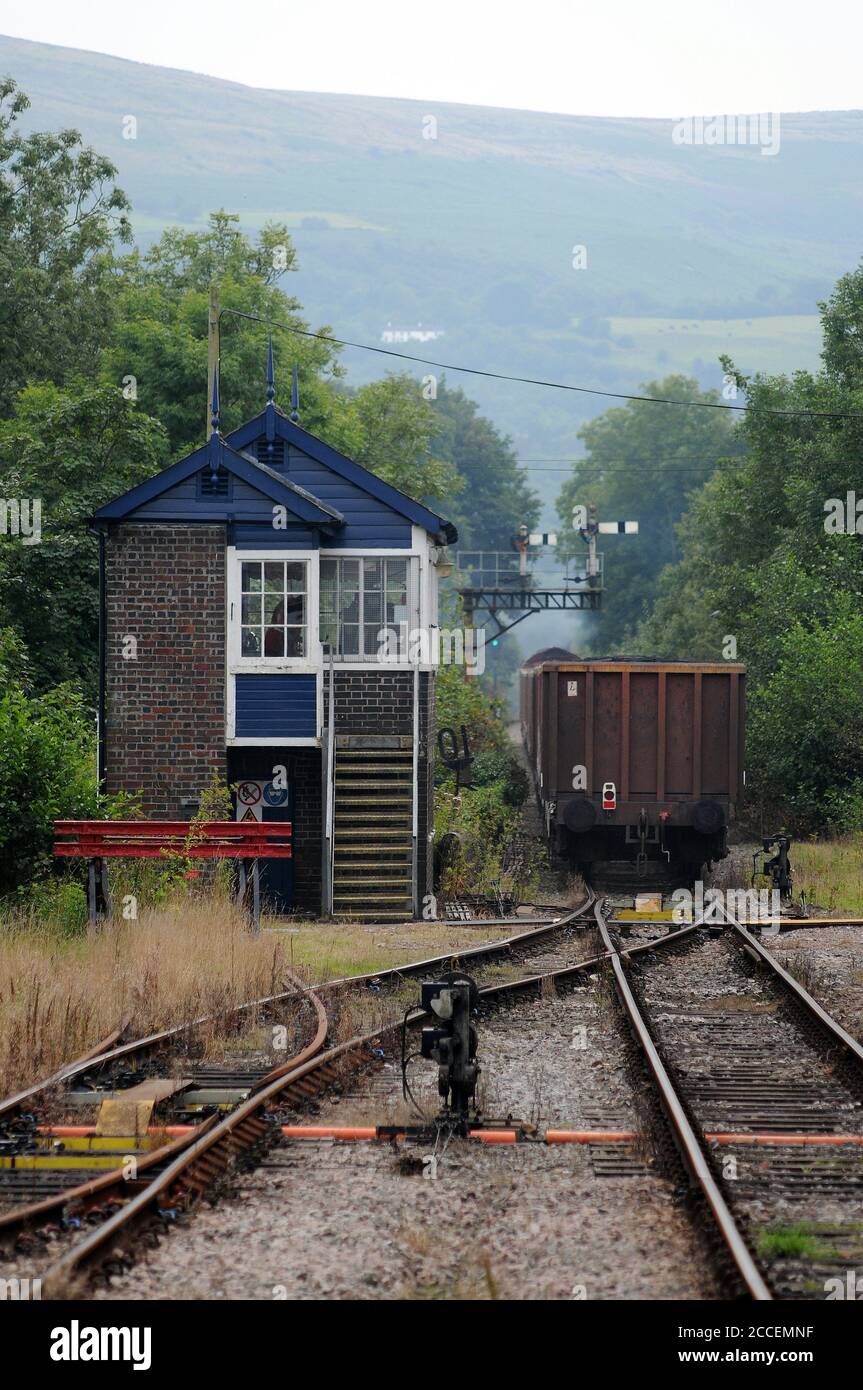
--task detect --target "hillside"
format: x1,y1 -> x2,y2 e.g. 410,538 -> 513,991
2,34 -> 862,508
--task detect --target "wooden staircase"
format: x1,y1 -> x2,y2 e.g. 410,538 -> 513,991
331,736 -> 415,921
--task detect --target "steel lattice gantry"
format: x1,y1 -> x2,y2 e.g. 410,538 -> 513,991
456,583 -> 602,641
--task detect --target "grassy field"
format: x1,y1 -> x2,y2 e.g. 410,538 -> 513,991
264,915 -> 530,981
791,835 -> 863,916
597,314 -> 823,378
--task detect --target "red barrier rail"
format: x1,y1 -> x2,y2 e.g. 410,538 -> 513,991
54,820 -> 292,858
53,821 -> 292,928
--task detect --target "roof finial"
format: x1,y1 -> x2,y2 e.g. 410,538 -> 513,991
209,369 -> 221,478
290,364 -> 300,423
266,336 -> 275,405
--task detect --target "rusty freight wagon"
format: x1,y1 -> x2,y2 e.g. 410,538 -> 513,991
520,656 -> 746,879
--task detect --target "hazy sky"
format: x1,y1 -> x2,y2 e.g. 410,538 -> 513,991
3,0 -> 861,117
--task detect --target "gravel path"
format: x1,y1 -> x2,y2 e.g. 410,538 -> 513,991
767,924 -> 863,1046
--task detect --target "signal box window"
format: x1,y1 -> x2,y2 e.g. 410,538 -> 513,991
240,560 -> 307,659
320,557 -> 412,659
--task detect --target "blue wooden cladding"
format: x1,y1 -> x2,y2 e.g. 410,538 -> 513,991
234,674 -> 318,738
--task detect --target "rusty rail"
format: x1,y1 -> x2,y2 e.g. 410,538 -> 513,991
594,899 -> 772,1301
0,900 -> 591,1247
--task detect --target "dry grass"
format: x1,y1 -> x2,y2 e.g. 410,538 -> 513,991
783,952 -> 823,994
323,981 -> 419,1048
0,897 -> 297,1097
0,895 -> 541,1100
564,872 -> 588,908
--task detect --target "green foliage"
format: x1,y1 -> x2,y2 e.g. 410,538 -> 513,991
0,383 -> 167,695
556,375 -> 742,651
433,661 -> 529,896
635,259 -> 863,831
106,774 -> 237,916
330,373 -> 461,509
0,682 -> 102,895
0,627 -> 31,688
181,773 -> 236,899
100,211 -> 340,455
745,595 -> 863,834
434,783 -> 521,898
101,214 -> 462,503
470,749 -> 529,807
434,663 -> 507,764
21,879 -> 89,936
0,78 -> 130,416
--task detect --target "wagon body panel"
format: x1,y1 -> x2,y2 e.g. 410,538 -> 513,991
520,658 -> 746,870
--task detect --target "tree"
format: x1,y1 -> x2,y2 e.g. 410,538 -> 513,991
555,376 -> 742,651
0,675 -> 105,895
329,374 -> 461,509
0,384 -> 167,694
745,594 -> 863,834
100,211 -> 340,456
635,259 -> 863,831
0,79 -> 130,416
430,380 -> 539,549
100,216 -> 462,506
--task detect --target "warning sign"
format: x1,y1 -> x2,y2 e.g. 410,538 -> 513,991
237,781 -> 263,807
235,779 -> 288,820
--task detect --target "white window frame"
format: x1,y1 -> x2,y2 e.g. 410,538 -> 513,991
226,547 -> 322,745
228,549 -> 320,672
320,534 -> 435,669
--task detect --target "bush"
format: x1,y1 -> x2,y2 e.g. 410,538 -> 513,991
434,782 -> 526,898
435,664 -> 506,758
20,879 -> 89,935
0,681 -> 104,896
470,749 -> 529,807
745,595 -> 863,834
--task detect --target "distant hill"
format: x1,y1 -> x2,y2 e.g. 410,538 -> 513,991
3,34 -> 862,510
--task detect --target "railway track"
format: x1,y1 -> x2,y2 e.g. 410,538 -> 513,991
597,898 -> 863,1300
66,890 -> 710,1301
0,900 -> 579,1210
9,886 -> 857,1302
0,898 -> 592,1290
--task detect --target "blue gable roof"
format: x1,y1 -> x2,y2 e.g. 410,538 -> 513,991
228,407 -> 457,544
93,437 -> 344,530
93,406 -> 457,549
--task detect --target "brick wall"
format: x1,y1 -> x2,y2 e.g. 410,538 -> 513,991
324,670 -> 414,734
105,524 -> 227,817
